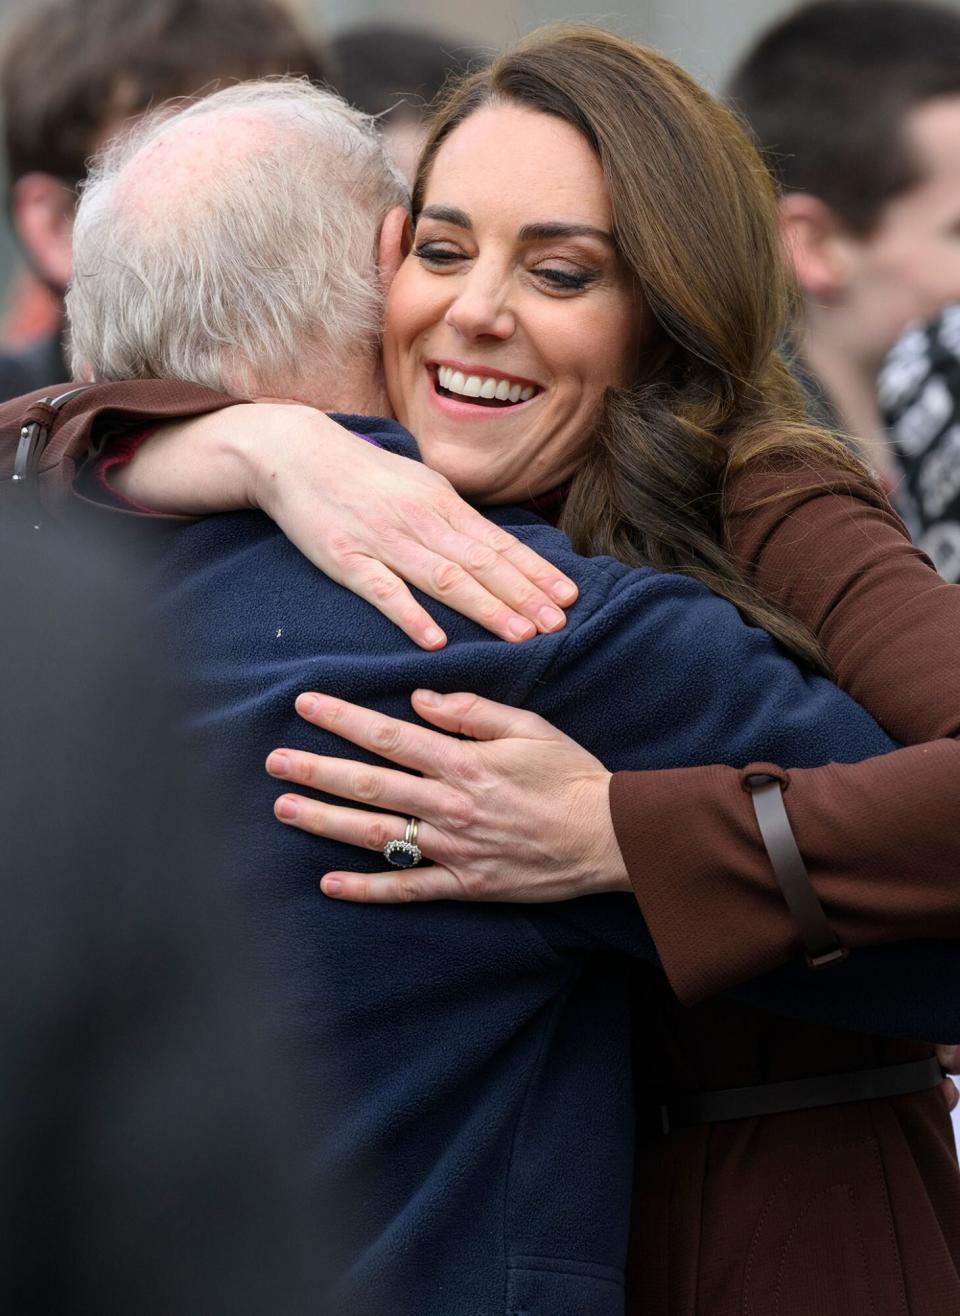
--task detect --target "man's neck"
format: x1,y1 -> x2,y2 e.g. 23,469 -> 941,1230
798,321 -> 897,484
253,356 -> 391,419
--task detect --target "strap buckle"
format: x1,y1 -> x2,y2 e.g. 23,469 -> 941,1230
11,385 -> 91,489
806,945 -> 849,970
744,771 -> 848,971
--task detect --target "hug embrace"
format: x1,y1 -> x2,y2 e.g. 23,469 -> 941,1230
3,24 -> 960,1316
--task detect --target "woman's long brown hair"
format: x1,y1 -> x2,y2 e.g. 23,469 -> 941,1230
413,26 -> 873,671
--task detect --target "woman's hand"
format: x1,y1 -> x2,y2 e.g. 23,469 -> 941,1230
265,689 -> 631,902
111,403 -> 578,650
936,1045 -> 960,1112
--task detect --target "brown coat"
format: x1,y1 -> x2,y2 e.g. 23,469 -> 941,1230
1,383 -> 958,1313
614,469 -> 960,1314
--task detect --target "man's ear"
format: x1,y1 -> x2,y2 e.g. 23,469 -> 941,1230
377,205 -> 412,295
779,192 -> 852,302
11,172 -> 76,294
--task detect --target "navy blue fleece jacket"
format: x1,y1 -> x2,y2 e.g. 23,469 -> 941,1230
151,416 -> 958,1316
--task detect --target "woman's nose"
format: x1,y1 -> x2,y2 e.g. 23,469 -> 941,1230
443,271 -> 515,341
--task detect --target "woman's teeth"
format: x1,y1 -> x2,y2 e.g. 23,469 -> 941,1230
436,364 -> 535,404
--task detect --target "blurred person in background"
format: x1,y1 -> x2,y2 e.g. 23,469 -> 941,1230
878,309 -> 960,581
728,0 -> 960,504
0,0 -> 328,401
330,23 -> 478,181
0,512 -> 328,1314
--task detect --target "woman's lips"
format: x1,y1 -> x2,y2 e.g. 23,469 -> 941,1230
426,363 -> 542,418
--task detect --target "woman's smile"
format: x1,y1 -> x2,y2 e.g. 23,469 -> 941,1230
427,360 -> 543,418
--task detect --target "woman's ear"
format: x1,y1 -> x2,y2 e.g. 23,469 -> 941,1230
377,205 -> 412,294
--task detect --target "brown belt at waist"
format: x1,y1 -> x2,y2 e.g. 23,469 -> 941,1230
659,1054 -> 943,1135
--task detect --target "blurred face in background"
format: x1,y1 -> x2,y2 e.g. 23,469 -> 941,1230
382,103 -> 644,503
825,95 -> 960,370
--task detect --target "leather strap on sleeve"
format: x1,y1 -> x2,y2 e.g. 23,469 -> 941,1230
0,378 -> 236,517
743,769 -> 848,969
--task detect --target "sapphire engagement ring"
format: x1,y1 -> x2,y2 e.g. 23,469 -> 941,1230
383,817 -> 422,868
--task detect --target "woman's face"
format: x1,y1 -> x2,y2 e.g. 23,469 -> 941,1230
383,103 -> 645,503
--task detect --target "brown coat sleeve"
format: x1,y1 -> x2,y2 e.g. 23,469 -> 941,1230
611,465 -> 960,1004
0,379 -> 235,515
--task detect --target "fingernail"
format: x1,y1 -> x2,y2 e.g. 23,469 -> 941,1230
267,752 -> 291,777
275,796 -> 299,820
322,878 -> 343,896
507,617 -> 535,641
551,581 -> 577,604
538,605 -> 565,632
415,689 -> 443,707
297,693 -> 320,716
424,627 -> 446,647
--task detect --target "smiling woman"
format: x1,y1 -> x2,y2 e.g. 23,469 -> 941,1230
383,102 -> 642,504
376,30 -> 869,672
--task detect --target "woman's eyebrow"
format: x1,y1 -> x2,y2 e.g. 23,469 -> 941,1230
518,221 -> 614,246
419,205 -> 472,228
417,209 -> 613,248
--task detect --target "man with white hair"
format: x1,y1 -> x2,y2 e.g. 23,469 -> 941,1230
41,81 -> 959,1315
69,80 -> 407,413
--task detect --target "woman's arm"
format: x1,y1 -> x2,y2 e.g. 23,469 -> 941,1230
722,463 -> 960,741
601,465 -> 960,1000
0,378 -> 234,511
0,381 -> 579,649
106,403 -> 578,649
267,469 -> 960,1006
264,690 -> 960,1005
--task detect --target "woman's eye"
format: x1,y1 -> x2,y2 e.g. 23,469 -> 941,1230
414,242 -> 464,267
535,267 -> 596,292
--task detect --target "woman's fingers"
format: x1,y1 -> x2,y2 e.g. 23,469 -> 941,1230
936,1044 -> 959,1072
443,499 -> 579,606
320,866 -> 466,903
410,689 -> 569,743
247,412 -> 577,645
332,493 -> 577,646
273,792 -> 464,901
932,1046 -> 958,1110
267,747 -> 457,820
394,529 -> 567,638
274,792 -> 440,854
330,554 -> 449,649
294,692 -> 469,777
338,542 -> 556,647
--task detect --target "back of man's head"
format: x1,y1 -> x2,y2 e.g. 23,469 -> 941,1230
728,0 -> 960,233
67,80 -> 408,400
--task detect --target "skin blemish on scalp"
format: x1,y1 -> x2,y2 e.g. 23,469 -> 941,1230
114,110 -> 280,221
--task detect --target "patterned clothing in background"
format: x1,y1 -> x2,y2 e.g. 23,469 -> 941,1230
879,308 -> 960,582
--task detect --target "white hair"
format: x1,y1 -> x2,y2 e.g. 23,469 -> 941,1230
66,78 -> 409,394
